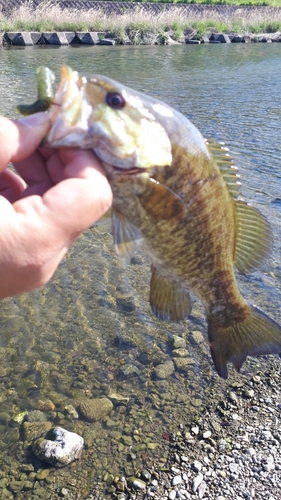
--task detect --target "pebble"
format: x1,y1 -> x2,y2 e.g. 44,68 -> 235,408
35,469 -> 50,480
168,491 -> 177,500
202,430 -> 212,439
192,472 -> 203,491
192,460 -> 202,472
229,463 -> 239,473
172,475 -> 182,486
127,477 -> 146,490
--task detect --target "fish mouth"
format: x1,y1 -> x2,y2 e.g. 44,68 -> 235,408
111,166 -> 148,175
45,66 -> 95,148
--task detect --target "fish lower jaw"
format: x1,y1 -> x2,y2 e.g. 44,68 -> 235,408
45,122 -> 90,148
111,166 -> 149,175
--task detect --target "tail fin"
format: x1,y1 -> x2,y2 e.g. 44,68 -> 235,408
208,304 -> 281,379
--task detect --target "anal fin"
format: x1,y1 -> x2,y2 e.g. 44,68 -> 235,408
150,265 -> 192,322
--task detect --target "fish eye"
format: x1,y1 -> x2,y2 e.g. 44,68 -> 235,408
106,92 -> 125,109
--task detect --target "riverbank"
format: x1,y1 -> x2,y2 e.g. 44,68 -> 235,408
1,1 -> 281,45
2,29 -> 281,45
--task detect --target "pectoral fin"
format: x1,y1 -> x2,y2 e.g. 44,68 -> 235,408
112,208 -> 142,260
150,266 -> 192,322
234,200 -> 273,274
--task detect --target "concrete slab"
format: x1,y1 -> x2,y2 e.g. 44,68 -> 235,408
4,32 -> 33,45
42,32 -> 69,45
74,32 -> 99,44
97,38 -> 116,46
210,33 -> 231,43
31,32 -> 42,44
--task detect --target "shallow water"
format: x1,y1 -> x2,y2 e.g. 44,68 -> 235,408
0,43 -> 280,498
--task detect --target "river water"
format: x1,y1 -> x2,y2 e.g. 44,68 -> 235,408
0,44 -> 280,498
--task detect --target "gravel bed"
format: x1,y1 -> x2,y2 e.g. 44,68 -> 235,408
102,357 -> 281,500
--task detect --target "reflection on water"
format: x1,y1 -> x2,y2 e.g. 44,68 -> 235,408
0,44 -> 280,497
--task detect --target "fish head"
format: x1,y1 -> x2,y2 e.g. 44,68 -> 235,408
45,66 -> 172,172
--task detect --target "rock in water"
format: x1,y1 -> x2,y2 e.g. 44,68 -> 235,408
32,427 -> 84,467
78,398 -> 113,421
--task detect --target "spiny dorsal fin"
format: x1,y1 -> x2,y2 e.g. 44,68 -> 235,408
150,265 -> 192,322
234,200 -> 273,274
206,139 -> 241,198
112,208 -> 142,261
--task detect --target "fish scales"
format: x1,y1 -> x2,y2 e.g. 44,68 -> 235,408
111,145 -> 237,304
17,65 -> 281,379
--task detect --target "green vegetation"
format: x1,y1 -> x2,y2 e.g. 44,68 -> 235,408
0,1 -> 281,40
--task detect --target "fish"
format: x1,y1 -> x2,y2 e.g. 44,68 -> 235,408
18,65 -> 281,379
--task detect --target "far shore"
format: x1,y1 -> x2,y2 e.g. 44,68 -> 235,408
2,29 -> 281,46
1,1 -> 281,45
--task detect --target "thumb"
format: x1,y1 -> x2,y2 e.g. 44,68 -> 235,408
0,113 -> 51,172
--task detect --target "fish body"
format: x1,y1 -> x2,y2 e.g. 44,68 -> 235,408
21,66 -> 281,378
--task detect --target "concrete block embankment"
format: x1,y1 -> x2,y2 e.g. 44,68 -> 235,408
3,30 -> 281,46
3,31 -> 116,46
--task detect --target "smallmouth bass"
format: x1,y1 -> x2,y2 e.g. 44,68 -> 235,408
18,66 -> 281,378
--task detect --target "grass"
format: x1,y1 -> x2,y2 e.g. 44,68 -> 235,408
1,1 -> 281,42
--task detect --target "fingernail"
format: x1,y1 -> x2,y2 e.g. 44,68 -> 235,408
17,111 -> 50,128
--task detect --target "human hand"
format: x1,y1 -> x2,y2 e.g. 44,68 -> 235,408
0,113 -> 112,299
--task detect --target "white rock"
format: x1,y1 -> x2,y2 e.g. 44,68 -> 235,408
32,426 -> 84,467
172,475 -> 182,486
192,472 -> 203,492
168,491 -> 177,500
202,430 -> 212,439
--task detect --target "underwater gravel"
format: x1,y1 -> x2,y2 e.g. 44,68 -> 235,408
100,356 -> 281,500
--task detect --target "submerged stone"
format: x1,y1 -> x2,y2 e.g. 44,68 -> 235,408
23,421 -> 52,443
10,410 -> 28,426
32,426 -> 84,467
153,360 -> 174,380
78,397 -> 113,421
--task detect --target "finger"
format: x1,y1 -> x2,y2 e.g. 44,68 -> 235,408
13,151 -> 112,244
59,149 -> 105,180
14,149 -> 55,189
42,166 -> 113,241
45,151 -> 67,184
0,113 -> 51,173
19,151 -> 65,196
0,169 -> 26,202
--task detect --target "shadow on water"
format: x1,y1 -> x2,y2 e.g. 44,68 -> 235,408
0,43 -> 280,497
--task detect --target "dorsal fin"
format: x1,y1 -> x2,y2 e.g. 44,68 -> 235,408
234,200 -> 273,274
206,139 -> 241,198
207,139 -> 273,273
